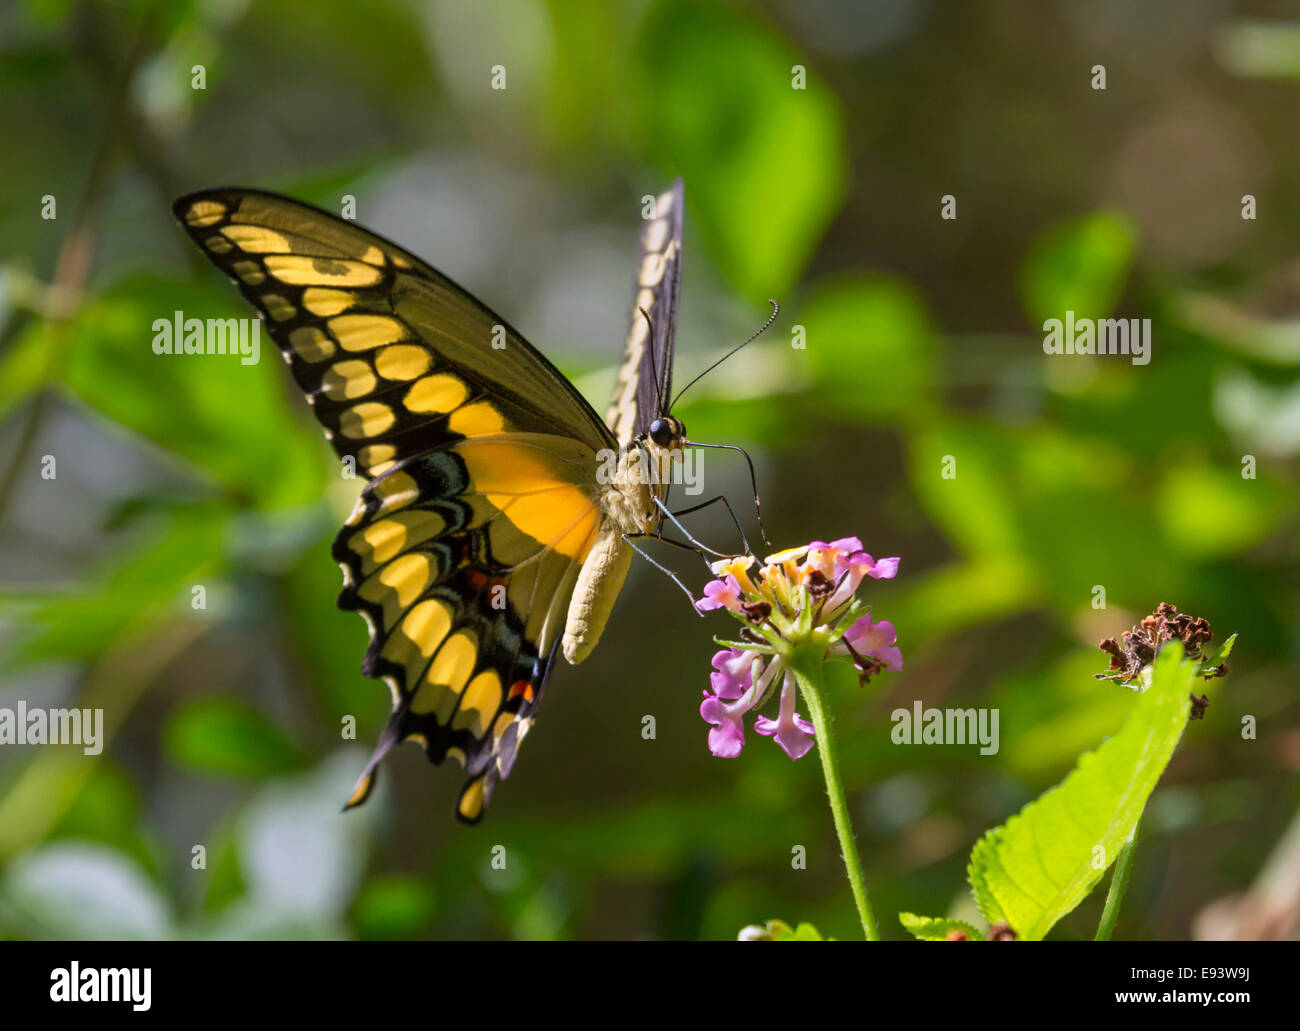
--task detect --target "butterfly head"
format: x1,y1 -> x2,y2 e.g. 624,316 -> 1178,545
647,416 -> 686,451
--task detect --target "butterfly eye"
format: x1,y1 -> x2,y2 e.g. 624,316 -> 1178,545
649,418 -> 674,447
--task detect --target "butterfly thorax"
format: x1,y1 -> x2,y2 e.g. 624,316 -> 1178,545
602,417 -> 687,535
601,445 -> 662,534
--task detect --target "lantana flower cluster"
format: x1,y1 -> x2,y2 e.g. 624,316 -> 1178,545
696,537 -> 901,761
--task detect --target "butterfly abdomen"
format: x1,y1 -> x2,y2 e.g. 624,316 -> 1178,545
561,444 -> 668,663
562,524 -> 634,664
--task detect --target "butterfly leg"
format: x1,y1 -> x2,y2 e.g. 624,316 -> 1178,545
621,533 -> 707,613
662,493 -> 753,557
630,527 -> 716,573
650,495 -> 744,560
683,441 -> 771,549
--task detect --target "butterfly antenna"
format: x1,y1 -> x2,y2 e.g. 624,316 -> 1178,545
669,299 -> 778,412
638,305 -> 665,418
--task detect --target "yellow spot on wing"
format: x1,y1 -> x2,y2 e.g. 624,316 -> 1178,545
264,255 -> 383,286
381,597 -> 452,672
203,235 -> 233,254
322,360 -> 377,401
345,771 -> 375,809
329,314 -> 407,352
289,326 -> 335,362
429,631 -> 476,695
447,400 -> 506,437
339,402 -> 395,439
451,671 -> 502,737
262,294 -> 296,322
405,373 -> 467,414
349,510 -> 445,568
222,224 -> 292,253
231,260 -> 265,285
411,630 -> 478,718
302,287 -> 355,316
185,200 -> 227,227
357,443 -> 398,474
371,471 -> 418,515
359,552 -> 433,628
375,345 -> 432,382
457,776 -> 487,821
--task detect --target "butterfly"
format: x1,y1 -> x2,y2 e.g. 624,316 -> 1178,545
174,180 -> 695,822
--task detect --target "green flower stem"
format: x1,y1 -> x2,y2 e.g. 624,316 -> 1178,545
787,643 -> 880,941
1094,822 -> 1140,941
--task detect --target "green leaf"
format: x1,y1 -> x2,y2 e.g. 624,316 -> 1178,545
805,274 -> 937,423
164,697 -> 306,780
1200,633 -> 1237,679
1156,464 -> 1285,558
53,275 -> 327,508
200,831 -> 247,914
636,0 -> 846,300
899,912 -> 983,941
967,644 -> 1195,940
1019,211 -> 1137,328
1216,21 -> 1300,80
908,419 -> 1026,559
353,875 -> 438,940
281,537 -> 382,733
1213,633 -> 1238,664
48,762 -> 161,880
782,921 -> 826,941
739,918 -> 826,941
3,505 -> 229,666
0,312 -> 47,420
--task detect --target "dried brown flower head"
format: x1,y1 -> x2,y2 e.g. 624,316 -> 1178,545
1097,603 -> 1214,686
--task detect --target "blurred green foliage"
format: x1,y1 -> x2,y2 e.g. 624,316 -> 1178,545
0,0 -> 1297,941
1018,210 -> 1137,327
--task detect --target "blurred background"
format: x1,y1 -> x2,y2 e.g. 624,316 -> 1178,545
1,0 -> 1298,941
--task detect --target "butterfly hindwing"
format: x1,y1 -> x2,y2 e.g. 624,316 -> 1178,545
606,178 -> 683,445
333,436 -> 603,821
174,188 -> 621,822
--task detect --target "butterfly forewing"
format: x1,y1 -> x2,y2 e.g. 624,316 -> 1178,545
174,189 -> 613,476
